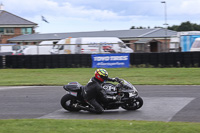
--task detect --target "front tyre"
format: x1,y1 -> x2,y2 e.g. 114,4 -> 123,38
60,94 -> 80,112
121,96 -> 143,110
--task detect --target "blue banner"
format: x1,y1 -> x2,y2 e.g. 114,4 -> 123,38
92,53 -> 130,68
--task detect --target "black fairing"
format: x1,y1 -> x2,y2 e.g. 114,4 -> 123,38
63,82 -> 83,92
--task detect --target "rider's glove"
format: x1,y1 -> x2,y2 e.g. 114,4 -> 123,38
112,77 -> 120,82
115,77 -> 120,82
111,78 -> 116,82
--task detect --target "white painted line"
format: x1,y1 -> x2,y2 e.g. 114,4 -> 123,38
0,86 -> 35,91
0,86 -> 60,91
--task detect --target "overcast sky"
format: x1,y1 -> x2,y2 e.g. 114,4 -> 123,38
1,0 -> 200,33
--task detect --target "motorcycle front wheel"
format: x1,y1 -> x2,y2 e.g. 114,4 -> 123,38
60,94 -> 80,112
121,96 -> 143,110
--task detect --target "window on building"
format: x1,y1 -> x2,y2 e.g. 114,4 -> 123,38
5,28 -> 14,34
0,28 -> 14,34
21,28 -> 32,34
136,44 -> 143,51
0,28 -> 4,34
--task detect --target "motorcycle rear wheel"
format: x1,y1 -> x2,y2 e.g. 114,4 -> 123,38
121,96 -> 143,110
60,94 -> 81,112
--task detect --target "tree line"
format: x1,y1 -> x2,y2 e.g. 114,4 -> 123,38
130,21 -> 200,31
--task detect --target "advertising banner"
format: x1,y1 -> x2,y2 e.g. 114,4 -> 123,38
91,53 -> 130,68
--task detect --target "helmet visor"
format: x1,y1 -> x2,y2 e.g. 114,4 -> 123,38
101,75 -> 108,80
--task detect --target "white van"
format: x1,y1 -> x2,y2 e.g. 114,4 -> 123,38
16,45 -> 52,55
39,40 -> 58,45
15,40 -> 56,55
50,38 -> 77,54
0,44 -> 21,55
50,37 -> 133,54
190,38 -> 200,51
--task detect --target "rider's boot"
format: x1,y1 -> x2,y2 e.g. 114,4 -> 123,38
74,103 -> 89,111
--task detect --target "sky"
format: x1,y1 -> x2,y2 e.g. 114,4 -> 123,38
1,0 -> 200,33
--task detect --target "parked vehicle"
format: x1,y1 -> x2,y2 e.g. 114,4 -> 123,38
0,44 -> 19,55
190,38 -> 200,51
50,38 -> 77,54
39,40 -> 58,45
15,45 -> 52,55
50,37 -> 133,54
60,78 -> 143,113
180,35 -> 200,52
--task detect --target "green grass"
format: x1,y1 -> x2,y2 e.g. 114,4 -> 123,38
0,68 -> 200,86
0,119 -> 200,133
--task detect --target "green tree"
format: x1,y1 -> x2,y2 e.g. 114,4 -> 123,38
130,26 -> 149,29
130,26 -> 135,29
130,21 -> 200,31
167,25 -> 179,31
168,21 -> 200,31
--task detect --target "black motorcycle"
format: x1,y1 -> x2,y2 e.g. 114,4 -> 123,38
60,79 -> 143,112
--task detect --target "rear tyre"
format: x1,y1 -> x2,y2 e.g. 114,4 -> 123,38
121,96 -> 143,110
60,94 -> 80,112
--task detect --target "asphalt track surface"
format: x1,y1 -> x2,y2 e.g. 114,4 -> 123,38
0,85 -> 199,122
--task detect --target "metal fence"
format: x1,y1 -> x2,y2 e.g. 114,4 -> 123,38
0,52 -> 200,69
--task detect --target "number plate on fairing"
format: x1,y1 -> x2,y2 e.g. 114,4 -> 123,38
103,84 -> 116,92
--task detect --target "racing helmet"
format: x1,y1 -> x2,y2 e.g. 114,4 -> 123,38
94,69 -> 108,82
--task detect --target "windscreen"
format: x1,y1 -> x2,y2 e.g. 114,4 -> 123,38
192,40 -> 200,48
118,42 -> 126,48
122,80 -> 133,90
12,45 -> 21,50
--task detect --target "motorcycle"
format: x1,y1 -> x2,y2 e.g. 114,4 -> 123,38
60,78 -> 143,112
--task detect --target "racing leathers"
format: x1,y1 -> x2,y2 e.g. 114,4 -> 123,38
81,77 -> 118,114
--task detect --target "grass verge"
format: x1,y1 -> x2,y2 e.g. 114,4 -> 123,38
0,68 -> 200,86
0,119 -> 200,133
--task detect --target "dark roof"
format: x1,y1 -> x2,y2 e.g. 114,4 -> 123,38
0,10 -> 37,25
8,28 -> 177,42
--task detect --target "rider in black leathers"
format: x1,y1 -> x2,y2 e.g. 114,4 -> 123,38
78,69 -> 119,114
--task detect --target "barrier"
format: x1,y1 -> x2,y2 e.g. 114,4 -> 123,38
130,52 -> 200,67
91,53 -> 130,68
2,52 -> 200,68
0,56 -> 3,68
5,54 -> 92,68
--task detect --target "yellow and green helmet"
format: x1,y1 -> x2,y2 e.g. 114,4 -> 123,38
94,69 -> 108,82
